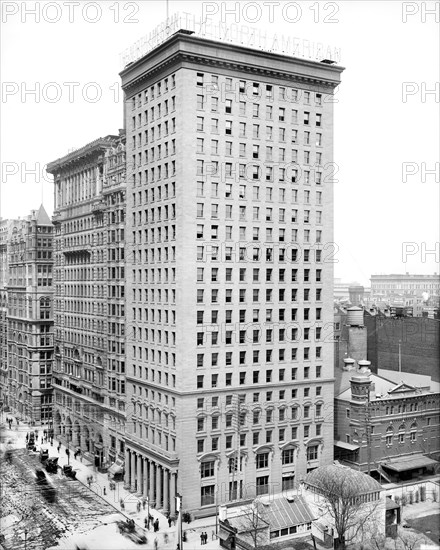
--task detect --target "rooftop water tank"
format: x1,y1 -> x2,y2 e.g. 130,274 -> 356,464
347,306 -> 363,327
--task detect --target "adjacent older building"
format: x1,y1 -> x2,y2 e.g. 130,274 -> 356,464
0,218 -> 13,407
334,362 -> 440,482
120,30 -> 343,515
47,132 -> 127,468
2,207 -> 54,423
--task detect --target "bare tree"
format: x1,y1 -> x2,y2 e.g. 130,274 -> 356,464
310,476 -> 384,550
235,499 -> 270,550
394,528 -> 427,550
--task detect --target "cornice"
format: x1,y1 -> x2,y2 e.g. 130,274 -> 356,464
123,49 -> 339,96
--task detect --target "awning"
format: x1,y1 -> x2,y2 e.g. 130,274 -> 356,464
108,458 -> 124,475
382,454 -> 438,473
386,497 -> 400,510
335,440 -> 360,451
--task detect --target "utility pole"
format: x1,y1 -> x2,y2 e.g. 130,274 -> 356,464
365,389 -> 371,476
234,394 -> 242,501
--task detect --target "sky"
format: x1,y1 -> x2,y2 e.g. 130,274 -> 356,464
1,0 -> 439,286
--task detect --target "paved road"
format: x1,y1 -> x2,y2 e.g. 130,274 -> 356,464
1,447 -> 120,550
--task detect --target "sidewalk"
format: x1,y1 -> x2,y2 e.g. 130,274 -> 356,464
2,411 -> 221,549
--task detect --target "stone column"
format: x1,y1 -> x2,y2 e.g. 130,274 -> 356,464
163,468 -> 169,513
124,448 -> 130,489
143,458 -> 148,498
170,472 -> 176,516
149,462 -> 156,507
156,464 -> 162,509
130,451 -> 136,492
137,454 -> 143,496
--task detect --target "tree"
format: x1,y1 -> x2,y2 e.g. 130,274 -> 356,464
394,528 -> 427,550
310,476 -> 384,550
235,499 -> 270,550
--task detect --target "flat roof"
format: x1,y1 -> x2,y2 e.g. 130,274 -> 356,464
382,454 -> 438,473
335,440 -> 360,452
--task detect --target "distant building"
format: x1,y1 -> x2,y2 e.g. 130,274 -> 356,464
46,132 -> 126,469
0,219 -> 14,408
334,278 -> 370,305
1,207 -> 54,423
370,273 -> 440,311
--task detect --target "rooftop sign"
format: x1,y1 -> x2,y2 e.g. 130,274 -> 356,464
120,12 -> 341,68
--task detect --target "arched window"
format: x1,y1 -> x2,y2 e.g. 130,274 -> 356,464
386,426 -> 393,446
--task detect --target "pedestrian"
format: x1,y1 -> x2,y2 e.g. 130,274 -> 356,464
154,537 -> 159,550
144,517 -> 149,529
41,437 -> 44,444
50,439 -> 53,447
25,433 -> 28,442
200,533 -> 204,545
137,501 -> 141,513
121,501 -> 125,511
168,517 -> 172,528
103,487 -> 107,496
142,498 -> 147,510
164,533 -> 169,544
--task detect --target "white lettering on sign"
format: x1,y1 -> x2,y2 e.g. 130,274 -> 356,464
120,12 -> 342,68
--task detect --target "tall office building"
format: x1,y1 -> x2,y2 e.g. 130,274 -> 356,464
47,133 -> 127,468
0,219 -> 13,406
2,207 -> 54,423
121,31 -> 343,515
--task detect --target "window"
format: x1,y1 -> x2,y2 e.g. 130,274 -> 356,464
225,120 -> 232,135
197,95 -> 204,110
307,445 -> 318,461
256,453 -> 269,469
201,485 -> 215,506
386,427 -> 393,446
256,475 -> 269,496
282,449 -> 295,464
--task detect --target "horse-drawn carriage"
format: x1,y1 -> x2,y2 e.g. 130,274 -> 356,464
45,457 -> 59,474
116,519 -> 147,545
62,464 -> 77,479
